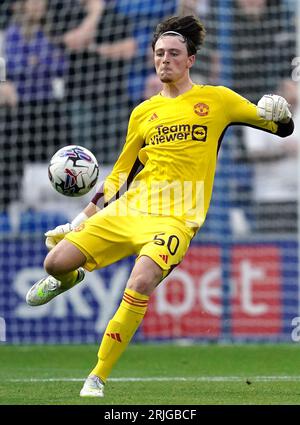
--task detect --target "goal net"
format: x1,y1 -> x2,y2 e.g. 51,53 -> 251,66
0,0 -> 298,343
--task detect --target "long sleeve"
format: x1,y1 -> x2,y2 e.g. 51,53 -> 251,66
92,108 -> 144,206
217,86 -> 294,137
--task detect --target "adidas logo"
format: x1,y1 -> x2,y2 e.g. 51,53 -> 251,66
159,254 -> 169,264
149,112 -> 158,121
106,332 -> 122,342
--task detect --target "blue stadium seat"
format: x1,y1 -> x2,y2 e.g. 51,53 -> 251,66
19,210 -> 69,233
0,212 -> 12,233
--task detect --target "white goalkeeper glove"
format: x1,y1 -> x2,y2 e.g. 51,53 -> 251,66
45,212 -> 88,251
257,94 -> 292,122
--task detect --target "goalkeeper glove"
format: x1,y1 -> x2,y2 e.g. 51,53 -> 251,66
257,94 -> 292,122
45,212 -> 88,250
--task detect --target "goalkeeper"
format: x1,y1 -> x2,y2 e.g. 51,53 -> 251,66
26,15 -> 294,397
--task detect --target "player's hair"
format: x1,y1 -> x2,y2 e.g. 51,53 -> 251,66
152,15 -> 206,56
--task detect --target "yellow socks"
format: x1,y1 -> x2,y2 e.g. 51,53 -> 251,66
54,270 -> 80,289
90,288 -> 149,383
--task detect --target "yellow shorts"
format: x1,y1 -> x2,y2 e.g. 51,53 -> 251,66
65,202 -> 194,278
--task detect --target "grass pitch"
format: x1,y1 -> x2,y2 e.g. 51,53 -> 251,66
1,343 -> 300,405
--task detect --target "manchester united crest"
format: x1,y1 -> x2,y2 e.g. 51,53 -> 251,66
194,103 -> 209,117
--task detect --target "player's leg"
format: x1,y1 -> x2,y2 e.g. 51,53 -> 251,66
43,239 -> 86,282
26,206 -> 138,306
80,255 -> 162,397
26,239 -> 87,306
81,217 -> 193,397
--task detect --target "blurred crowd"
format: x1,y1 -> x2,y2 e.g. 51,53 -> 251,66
0,0 -> 297,236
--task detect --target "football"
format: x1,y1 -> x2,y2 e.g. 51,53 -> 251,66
48,145 -> 99,197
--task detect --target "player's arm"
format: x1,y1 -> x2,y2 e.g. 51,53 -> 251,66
256,94 -> 294,135
218,86 -> 294,137
44,209 -> 91,250
91,109 -> 145,208
45,108 -> 144,250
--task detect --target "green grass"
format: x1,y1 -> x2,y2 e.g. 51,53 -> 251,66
1,343 -> 300,405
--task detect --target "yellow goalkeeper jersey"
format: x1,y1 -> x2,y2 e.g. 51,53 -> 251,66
100,85 -> 284,229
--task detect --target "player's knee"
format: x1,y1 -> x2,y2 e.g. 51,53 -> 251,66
44,240 -> 86,276
127,275 -> 151,295
44,250 -> 67,276
127,269 -> 162,295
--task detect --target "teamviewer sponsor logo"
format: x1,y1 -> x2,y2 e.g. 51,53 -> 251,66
192,125 -> 207,142
150,123 -> 208,144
